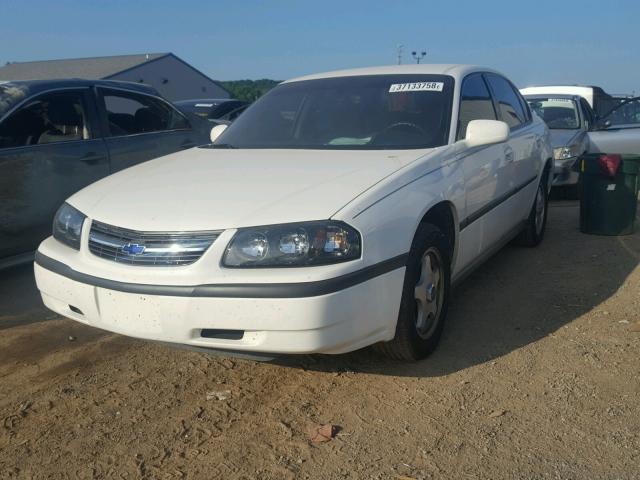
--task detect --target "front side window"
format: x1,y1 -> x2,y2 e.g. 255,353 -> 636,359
215,75 -> 454,149
100,89 -> 190,136
457,74 -> 497,140
485,74 -> 527,128
526,97 -> 580,129
580,98 -> 595,128
0,91 -> 89,149
600,97 -> 640,128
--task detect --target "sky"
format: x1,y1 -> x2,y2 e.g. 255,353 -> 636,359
1,0 -> 639,93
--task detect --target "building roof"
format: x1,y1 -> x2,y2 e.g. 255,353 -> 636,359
0,53 -> 170,81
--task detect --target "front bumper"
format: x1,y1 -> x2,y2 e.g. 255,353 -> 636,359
552,157 -> 579,186
34,241 -> 405,355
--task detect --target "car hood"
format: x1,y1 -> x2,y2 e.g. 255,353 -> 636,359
68,147 -> 429,231
548,129 -> 582,148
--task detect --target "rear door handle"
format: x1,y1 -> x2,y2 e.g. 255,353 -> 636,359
80,152 -> 104,165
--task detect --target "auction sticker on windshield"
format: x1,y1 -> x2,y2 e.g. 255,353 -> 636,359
389,82 -> 444,93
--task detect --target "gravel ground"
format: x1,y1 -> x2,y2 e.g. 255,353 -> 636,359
0,201 -> 639,479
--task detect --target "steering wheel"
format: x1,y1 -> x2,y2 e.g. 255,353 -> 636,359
372,122 -> 427,144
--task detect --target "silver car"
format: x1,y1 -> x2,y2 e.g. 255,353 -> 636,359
525,94 -> 596,186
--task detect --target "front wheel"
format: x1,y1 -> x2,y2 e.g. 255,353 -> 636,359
374,223 -> 451,361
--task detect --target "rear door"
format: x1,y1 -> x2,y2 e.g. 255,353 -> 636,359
588,97 -> 640,154
96,87 -> 201,172
485,74 -> 541,221
0,88 -> 109,258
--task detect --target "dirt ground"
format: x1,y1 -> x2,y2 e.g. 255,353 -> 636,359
1,202 -> 639,480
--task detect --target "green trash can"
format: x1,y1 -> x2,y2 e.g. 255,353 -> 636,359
579,154 -> 640,235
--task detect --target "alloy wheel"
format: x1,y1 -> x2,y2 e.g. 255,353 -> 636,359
414,247 -> 444,339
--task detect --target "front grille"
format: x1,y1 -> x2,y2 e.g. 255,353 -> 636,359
88,220 -> 221,266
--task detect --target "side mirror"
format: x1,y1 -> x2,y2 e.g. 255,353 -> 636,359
210,124 -> 228,143
464,119 -> 509,148
592,119 -> 611,131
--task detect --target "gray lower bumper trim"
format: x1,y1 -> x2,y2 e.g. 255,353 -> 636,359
35,251 -> 408,299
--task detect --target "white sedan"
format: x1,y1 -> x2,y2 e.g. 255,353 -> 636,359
34,65 -> 552,361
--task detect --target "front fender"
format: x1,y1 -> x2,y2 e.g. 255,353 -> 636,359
333,146 -> 464,268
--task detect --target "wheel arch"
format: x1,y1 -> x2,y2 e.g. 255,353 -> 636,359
415,200 -> 459,269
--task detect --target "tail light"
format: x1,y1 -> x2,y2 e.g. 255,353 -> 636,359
598,154 -> 622,177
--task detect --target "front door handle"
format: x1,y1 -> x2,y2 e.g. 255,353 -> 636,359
504,146 -> 514,163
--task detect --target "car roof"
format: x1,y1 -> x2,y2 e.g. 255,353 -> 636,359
0,78 -> 160,97
284,64 -> 502,83
0,78 -> 163,120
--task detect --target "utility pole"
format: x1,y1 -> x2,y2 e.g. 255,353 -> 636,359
412,50 -> 427,64
396,45 -> 404,65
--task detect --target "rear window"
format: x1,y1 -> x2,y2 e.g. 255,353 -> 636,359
485,74 -> 527,128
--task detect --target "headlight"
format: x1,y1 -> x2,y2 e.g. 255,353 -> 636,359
223,221 -> 361,268
52,203 -> 86,250
553,145 -> 581,160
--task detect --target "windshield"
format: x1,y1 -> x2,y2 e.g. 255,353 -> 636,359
214,75 -> 454,149
0,84 -> 30,119
526,97 -> 580,129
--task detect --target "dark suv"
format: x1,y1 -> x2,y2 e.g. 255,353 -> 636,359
0,79 -> 211,264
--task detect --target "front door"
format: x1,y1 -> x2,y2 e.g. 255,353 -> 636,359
0,89 -> 109,258
454,73 -> 508,274
485,73 -> 540,224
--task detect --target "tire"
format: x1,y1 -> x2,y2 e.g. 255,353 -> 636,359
516,170 -> 549,247
374,223 -> 451,361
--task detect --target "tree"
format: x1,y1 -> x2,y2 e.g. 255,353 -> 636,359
220,79 -> 281,102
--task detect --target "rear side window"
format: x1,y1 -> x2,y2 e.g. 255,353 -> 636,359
457,74 -> 497,140
485,74 -> 527,128
100,89 -> 190,136
0,90 -> 90,149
